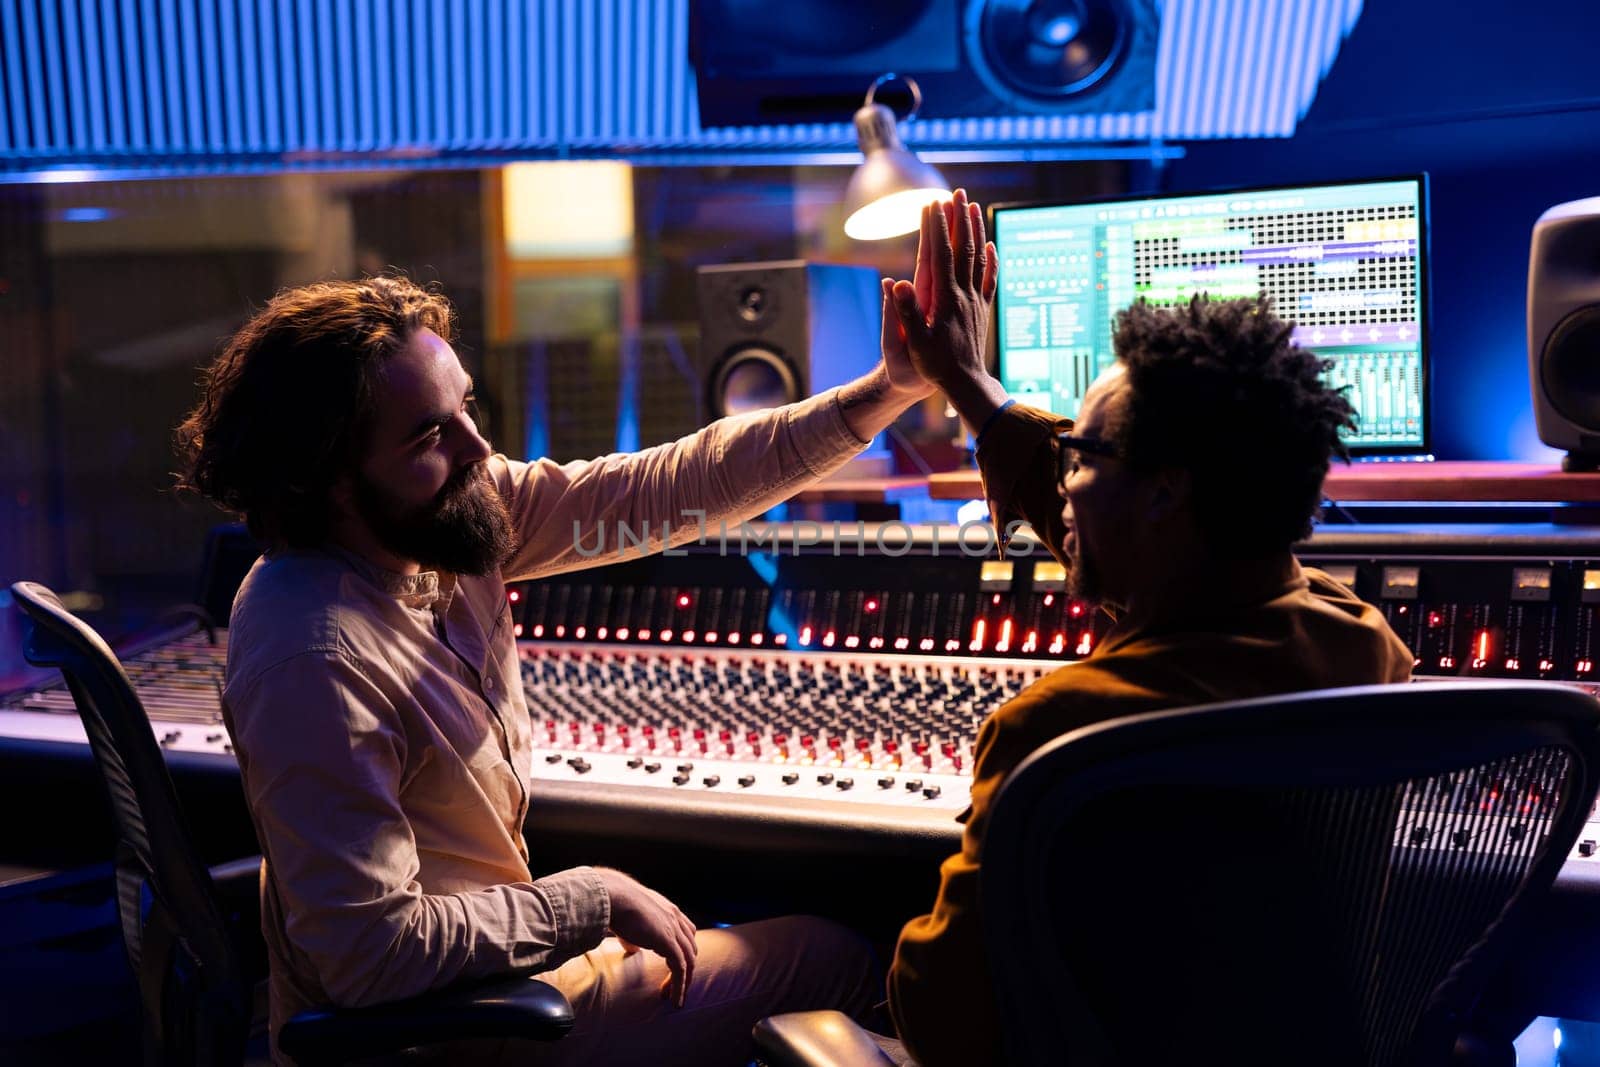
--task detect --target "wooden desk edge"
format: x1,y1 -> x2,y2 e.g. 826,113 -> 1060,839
928,463 -> 1600,503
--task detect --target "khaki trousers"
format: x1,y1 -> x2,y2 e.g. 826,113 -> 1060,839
411,915 -> 879,1066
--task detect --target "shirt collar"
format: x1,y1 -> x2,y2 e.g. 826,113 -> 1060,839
322,544 -> 459,611
1098,554 -> 1307,655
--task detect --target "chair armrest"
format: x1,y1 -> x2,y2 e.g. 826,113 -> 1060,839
1452,1032 -> 1515,1067
207,856 -> 266,984
278,974 -> 574,1066
753,1010 -> 897,1067
207,856 -> 262,909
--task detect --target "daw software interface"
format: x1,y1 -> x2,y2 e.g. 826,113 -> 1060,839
992,177 -> 1430,454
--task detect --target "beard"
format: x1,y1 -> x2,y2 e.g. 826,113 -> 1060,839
352,461 -> 514,577
1065,534 -> 1103,605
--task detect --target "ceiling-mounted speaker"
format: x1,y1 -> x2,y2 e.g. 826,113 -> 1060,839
690,0 -> 1160,126
1528,197 -> 1600,471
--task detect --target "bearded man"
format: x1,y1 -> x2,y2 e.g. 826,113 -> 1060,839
176,274 -> 925,1065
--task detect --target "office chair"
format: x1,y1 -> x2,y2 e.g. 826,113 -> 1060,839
11,581 -> 574,1066
194,523 -> 260,627
756,681 -> 1600,1067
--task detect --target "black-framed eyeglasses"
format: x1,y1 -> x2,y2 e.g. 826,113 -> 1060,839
1055,432 -> 1121,485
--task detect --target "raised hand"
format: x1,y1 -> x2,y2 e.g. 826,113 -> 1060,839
879,277 -> 938,402
890,188 -> 999,398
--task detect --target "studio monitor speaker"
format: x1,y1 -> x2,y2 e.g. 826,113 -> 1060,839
695,261 -> 882,422
691,0 -> 1159,126
1529,196 -> 1600,470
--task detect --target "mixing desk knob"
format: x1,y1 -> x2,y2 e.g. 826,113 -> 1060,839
545,753 -> 563,764
645,762 -> 662,774
672,773 -> 691,786
1581,840 -> 1597,858
738,775 -> 756,788
702,775 -> 721,787
567,758 -> 592,774
905,779 -> 923,792
877,777 -> 895,789
836,778 -> 853,791
161,731 -> 182,746
626,757 -> 644,769
677,762 -> 694,773
781,773 -> 800,785
816,773 -> 834,785
206,733 -> 225,743
922,786 -> 942,799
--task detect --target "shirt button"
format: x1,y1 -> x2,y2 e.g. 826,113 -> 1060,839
485,676 -> 495,691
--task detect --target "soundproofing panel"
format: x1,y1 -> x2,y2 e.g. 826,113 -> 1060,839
0,0 -> 1362,175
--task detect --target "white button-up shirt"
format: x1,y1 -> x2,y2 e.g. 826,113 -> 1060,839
222,390 -> 870,1056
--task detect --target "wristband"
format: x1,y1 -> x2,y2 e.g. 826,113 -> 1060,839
973,397 -> 1017,449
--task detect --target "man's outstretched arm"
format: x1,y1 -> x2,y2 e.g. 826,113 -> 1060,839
493,282 -> 935,582
889,189 -> 1071,563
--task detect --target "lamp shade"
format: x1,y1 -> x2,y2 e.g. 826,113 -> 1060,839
842,102 -> 950,240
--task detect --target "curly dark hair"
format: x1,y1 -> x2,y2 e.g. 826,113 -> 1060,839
175,276 -> 455,549
1110,294 -> 1356,559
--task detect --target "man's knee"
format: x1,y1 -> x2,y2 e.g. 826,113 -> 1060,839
733,915 -> 878,1015
731,914 -> 870,964
795,915 -> 874,970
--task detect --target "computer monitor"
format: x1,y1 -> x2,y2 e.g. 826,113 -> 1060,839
991,176 -> 1431,456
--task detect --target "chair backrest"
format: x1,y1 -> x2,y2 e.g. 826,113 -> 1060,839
979,681 -> 1600,1067
195,523 -> 261,627
11,581 -> 248,1066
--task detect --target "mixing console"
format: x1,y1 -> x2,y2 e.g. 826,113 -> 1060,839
1,628 -> 233,753
521,647 -> 1049,810
7,523 -> 1600,846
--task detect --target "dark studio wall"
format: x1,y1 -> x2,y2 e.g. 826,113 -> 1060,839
1170,0 -> 1600,460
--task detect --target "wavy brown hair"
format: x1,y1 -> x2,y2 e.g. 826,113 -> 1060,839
175,276 -> 455,549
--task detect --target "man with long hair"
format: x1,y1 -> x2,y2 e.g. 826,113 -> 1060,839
176,274 -> 928,1064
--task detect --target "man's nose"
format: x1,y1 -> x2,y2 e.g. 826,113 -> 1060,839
457,414 -> 492,464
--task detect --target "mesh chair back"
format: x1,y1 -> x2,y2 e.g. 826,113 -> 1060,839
980,682 -> 1600,1067
11,581 -> 248,1065
195,523 -> 260,627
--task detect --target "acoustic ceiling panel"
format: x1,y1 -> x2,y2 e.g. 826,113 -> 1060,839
0,0 -> 1361,174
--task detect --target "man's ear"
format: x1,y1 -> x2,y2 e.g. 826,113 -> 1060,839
1144,465 -> 1192,523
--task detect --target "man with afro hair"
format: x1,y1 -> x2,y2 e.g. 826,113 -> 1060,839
880,190 -> 1414,1067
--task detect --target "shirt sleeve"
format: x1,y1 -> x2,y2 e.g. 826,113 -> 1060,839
889,666 -> 1133,1067
226,648 -> 612,1007
490,388 -> 872,582
888,686 -> 1049,1067
973,401 -> 1072,563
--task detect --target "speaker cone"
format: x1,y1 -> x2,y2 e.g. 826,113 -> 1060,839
970,0 -> 1130,101
1542,305 -> 1600,431
711,347 -> 799,417
736,284 -> 774,325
